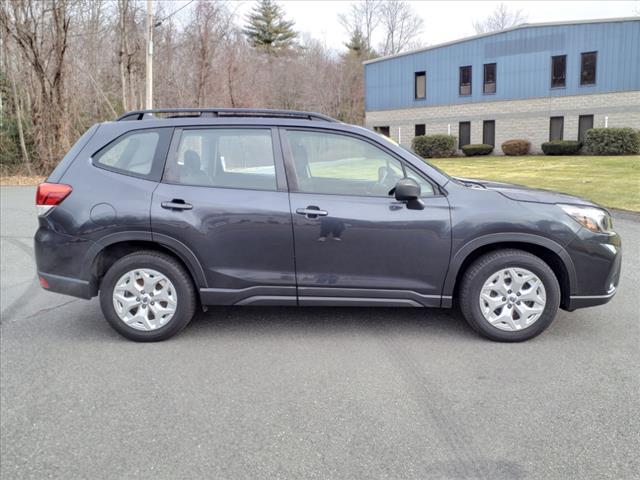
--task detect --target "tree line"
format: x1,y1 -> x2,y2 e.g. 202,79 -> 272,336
0,0 -> 522,175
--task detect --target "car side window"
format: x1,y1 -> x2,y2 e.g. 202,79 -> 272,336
286,130 -> 433,197
164,128 -> 277,191
94,130 -> 160,175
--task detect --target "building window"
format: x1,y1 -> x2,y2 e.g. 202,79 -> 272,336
580,52 -> 597,85
459,122 -> 471,148
551,55 -> 566,88
549,117 -> 564,141
459,66 -> 472,96
414,71 -> 426,100
414,124 -> 425,136
374,126 -> 390,137
578,115 -> 594,143
483,120 -> 495,146
483,63 -> 496,94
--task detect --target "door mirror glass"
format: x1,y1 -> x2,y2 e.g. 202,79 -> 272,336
393,178 -> 425,210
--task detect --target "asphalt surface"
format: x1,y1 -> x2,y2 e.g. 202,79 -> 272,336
1,186 -> 638,480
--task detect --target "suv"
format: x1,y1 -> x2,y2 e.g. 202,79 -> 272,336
34,108 -> 621,342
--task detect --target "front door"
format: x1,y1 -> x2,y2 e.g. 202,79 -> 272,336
151,126 -> 296,305
281,128 -> 451,307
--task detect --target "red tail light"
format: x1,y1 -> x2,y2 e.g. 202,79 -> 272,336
36,183 -> 72,215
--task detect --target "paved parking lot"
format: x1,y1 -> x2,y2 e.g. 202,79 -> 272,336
1,186 -> 638,479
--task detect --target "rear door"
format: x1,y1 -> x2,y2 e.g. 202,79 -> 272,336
151,126 -> 296,305
281,128 -> 451,307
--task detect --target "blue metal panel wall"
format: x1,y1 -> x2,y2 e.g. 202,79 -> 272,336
365,20 -> 640,111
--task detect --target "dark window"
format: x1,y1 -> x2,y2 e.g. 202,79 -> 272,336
285,130 -> 434,197
414,71 -> 426,99
94,130 -> 160,175
578,115 -> 594,142
483,63 -> 496,94
482,120 -> 495,146
374,126 -> 390,137
549,117 -> 564,141
551,55 -> 566,88
459,66 -> 472,96
459,122 -> 471,148
414,124 -> 425,136
163,128 -> 277,191
580,52 -> 597,85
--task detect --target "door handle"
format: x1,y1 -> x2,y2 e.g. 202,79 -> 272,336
296,207 -> 328,218
161,200 -> 193,210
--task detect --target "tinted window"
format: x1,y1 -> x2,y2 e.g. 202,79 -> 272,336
580,52 -> 597,85
551,55 -> 566,88
286,130 -> 433,197
459,66 -> 472,96
415,71 -> 426,99
373,126 -> 390,137
483,120 -> 495,146
415,124 -> 425,136
459,122 -> 471,148
549,117 -> 564,141
578,115 -> 594,142
94,130 -> 159,175
483,63 -> 496,94
164,128 -> 276,191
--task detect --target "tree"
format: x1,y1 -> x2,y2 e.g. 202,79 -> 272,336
338,0 -> 381,54
243,0 -> 297,55
379,0 -> 424,56
344,28 -> 374,58
473,3 -> 528,34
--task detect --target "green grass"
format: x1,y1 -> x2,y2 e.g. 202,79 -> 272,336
430,155 -> 640,211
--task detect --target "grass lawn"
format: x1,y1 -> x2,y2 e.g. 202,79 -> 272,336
430,155 -> 640,212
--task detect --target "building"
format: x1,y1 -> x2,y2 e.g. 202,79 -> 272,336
364,17 -> 640,154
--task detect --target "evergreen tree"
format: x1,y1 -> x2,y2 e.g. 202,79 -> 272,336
243,0 -> 298,55
344,28 -> 374,59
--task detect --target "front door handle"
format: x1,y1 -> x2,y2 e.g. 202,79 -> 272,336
161,200 -> 193,211
296,206 -> 328,219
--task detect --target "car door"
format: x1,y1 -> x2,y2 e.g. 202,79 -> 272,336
281,128 -> 451,307
151,126 -> 296,305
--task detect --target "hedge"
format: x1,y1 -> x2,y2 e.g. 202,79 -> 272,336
584,128 -> 640,155
501,139 -> 530,156
412,134 -> 457,158
461,144 -> 494,156
541,140 -> 582,155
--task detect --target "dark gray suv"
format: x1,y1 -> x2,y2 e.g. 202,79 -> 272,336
34,108 -> 621,342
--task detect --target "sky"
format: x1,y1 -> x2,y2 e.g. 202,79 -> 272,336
229,0 -> 639,52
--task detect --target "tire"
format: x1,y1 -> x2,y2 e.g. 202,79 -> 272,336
459,249 -> 560,342
99,251 -> 197,342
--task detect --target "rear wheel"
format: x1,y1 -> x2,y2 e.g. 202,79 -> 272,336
459,249 -> 560,342
99,251 -> 196,341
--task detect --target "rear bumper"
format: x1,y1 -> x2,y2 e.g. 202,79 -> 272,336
38,271 -> 96,299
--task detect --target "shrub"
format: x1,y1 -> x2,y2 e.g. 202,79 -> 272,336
412,134 -> 457,158
584,128 -> 640,155
541,140 -> 582,155
501,139 -> 530,156
461,143 -> 494,156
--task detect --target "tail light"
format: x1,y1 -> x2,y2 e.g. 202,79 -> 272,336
36,183 -> 72,216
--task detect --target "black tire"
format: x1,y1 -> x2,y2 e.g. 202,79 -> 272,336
459,249 -> 560,342
99,251 -> 197,342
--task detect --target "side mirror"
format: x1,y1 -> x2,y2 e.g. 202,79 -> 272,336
392,178 -> 425,210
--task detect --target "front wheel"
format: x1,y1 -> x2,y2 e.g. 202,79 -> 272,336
99,251 -> 197,342
459,249 -> 560,342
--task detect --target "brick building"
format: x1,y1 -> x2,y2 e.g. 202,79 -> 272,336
364,17 -> 640,153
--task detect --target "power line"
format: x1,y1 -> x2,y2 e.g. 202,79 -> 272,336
154,0 -> 195,27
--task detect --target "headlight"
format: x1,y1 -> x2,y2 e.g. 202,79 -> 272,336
558,204 -> 613,233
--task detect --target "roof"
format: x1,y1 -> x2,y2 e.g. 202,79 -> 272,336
363,17 -> 640,65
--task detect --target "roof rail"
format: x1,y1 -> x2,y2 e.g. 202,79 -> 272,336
116,108 -> 338,123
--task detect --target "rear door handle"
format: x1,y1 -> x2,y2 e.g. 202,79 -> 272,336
296,207 -> 328,218
161,200 -> 193,210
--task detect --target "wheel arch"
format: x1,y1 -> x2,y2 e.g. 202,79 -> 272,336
443,234 -> 577,310
83,232 -> 207,294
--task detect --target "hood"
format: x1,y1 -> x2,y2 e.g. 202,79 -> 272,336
455,177 -> 599,207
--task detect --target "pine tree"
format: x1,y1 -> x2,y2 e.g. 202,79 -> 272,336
344,28 -> 374,59
243,0 -> 298,55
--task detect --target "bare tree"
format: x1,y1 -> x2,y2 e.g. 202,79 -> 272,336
338,0 -> 381,54
379,0 -> 424,56
473,3 -> 528,34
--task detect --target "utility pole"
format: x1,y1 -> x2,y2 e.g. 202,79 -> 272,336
145,0 -> 153,109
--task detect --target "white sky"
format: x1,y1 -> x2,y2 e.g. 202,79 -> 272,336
228,0 -> 639,52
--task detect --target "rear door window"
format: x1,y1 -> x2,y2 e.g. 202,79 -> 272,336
94,130 -> 160,175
